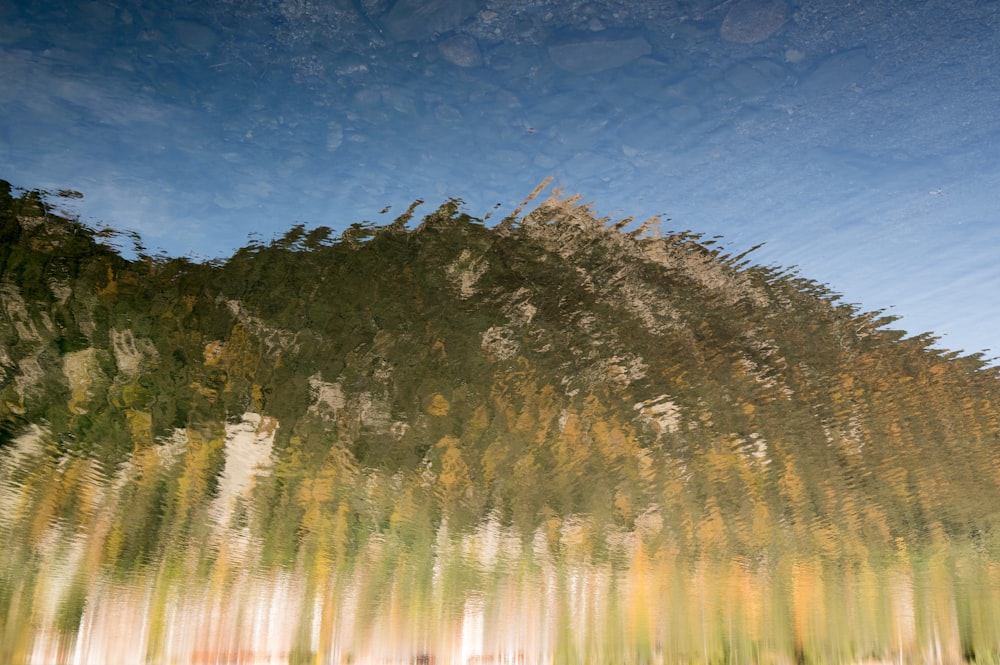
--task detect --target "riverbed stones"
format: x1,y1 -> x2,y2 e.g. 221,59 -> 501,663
382,0 -> 481,43
720,0 -> 787,44
548,33 -> 651,74
725,58 -> 787,95
800,48 -> 873,91
438,34 -> 482,67
171,18 -> 219,54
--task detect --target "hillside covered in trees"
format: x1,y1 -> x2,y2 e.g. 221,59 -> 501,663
2,179 -> 1000,664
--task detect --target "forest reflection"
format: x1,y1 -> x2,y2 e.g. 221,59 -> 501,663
8,505 -> 1000,665
4,186 -> 1000,664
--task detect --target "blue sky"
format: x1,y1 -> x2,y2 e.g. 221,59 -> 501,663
2,0 -> 998,360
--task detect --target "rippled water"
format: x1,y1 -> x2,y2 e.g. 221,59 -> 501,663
4,190 -> 1000,663
4,0 -> 1000,662
3,427 -> 1000,664
3,0 -> 1000,356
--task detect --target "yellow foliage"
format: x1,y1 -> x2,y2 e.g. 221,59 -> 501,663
104,518 -> 125,564
435,435 -> 459,449
514,409 -> 536,437
210,543 -> 232,591
331,501 -> 352,563
698,496 -> 728,555
749,500 -> 774,549
465,404 -> 489,440
560,409 -> 582,439
174,429 -> 221,521
791,557 -> 827,653
298,474 -> 336,506
222,324 -> 252,365
591,420 -> 619,463
780,460 -> 808,508
298,473 -> 335,535
97,265 -> 118,295
127,409 -> 153,449
426,392 -> 450,417
437,444 -> 471,507
202,340 -> 224,366
481,440 -> 507,486
813,521 -> 842,558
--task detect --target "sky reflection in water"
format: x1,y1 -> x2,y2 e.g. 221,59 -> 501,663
1,0 -> 999,355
